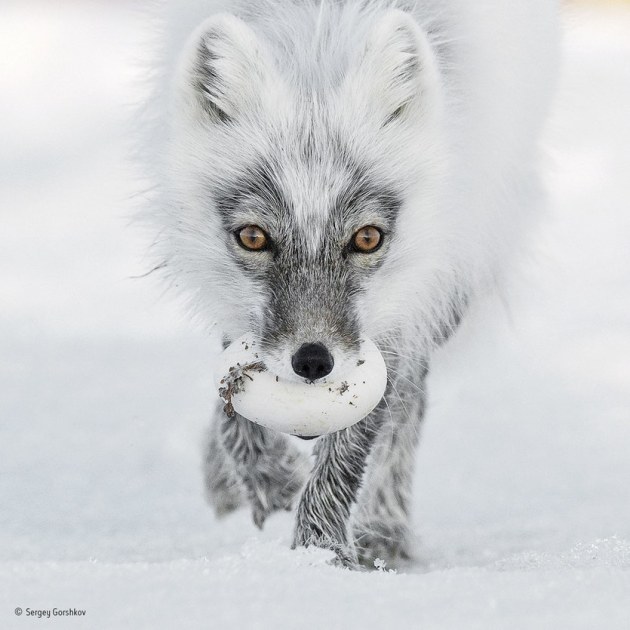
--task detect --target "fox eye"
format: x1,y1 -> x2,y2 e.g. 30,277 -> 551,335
351,226 -> 383,253
237,225 -> 269,251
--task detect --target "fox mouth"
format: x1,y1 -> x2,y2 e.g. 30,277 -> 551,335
215,334 -> 388,436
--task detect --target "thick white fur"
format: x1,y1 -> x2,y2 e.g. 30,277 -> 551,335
139,0 -> 559,355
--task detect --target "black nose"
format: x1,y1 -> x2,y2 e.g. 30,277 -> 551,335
291,343 -> 334,380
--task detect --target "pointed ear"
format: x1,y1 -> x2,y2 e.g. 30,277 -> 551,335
347,10 -> 442,126
179,14 -> 276,123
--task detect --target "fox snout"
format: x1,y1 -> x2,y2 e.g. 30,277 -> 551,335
291,342 -> 335,381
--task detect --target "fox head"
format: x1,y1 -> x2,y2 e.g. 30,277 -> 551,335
164,7 -> 447,382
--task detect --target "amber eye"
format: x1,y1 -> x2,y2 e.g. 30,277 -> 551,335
237,225 -> 269,251
352,226 -> 383,253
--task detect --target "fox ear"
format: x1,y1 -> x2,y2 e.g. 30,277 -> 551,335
180,14 -> 273,123
349,10 -> 441,125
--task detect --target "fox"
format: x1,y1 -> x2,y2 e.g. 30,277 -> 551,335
140,0 -> 559,568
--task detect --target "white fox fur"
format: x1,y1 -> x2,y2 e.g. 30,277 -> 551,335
142,0 -> 558,350
139,0 -> 559,567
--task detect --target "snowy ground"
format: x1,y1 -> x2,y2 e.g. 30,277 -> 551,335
1,2 -> 629,628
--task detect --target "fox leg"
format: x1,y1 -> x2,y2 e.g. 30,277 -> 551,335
292,411 -> 383,567
353,368 -> 427,568
203,407 -> 244,516
205,405 -> 310,528
291,364 -> 427,569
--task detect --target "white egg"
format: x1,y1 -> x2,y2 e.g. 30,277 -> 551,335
214,335 -> 388,437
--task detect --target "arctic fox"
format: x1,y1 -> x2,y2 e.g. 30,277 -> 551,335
141,0 -> 559,567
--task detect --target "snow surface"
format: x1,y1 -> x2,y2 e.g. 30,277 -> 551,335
1,2 -> 629,628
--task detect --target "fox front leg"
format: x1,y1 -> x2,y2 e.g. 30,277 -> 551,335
204,411 -> 245,517
292,413 -> 381,568
216,411 -> 310,528
353,363 -> 428,568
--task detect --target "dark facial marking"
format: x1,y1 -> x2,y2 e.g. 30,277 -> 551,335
212,150 -> 401,354
333,160 -> 403,226
213,156 -> 291,229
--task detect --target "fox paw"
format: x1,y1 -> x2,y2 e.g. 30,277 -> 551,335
247,472 -> 301,529
292,524 -> 359,569
292,500 -> 359,569
245,446 -> 310,529
354,522 -> 416,569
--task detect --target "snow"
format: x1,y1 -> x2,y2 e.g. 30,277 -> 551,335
1,2 -> 629,628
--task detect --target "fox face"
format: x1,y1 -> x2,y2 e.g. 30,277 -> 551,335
216,150 -> 403,381
166,8 -> 445,381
